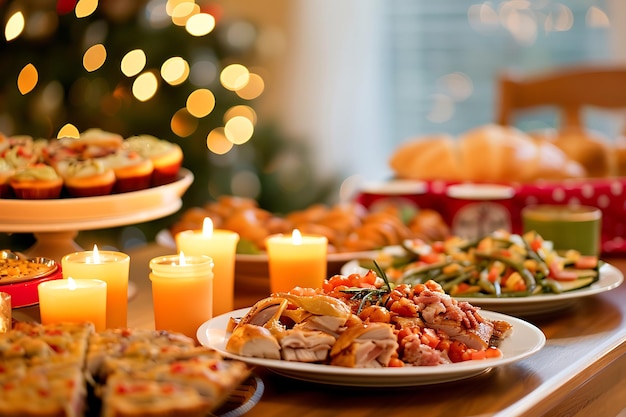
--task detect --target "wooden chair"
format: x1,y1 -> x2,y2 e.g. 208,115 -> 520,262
496,64 -> 626,131
495,64 -> 626,178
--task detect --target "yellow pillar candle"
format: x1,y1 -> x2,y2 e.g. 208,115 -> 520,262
38,278 -> 107,331
149,253 -> 214,341
61,246 -> 130,329
265,229 -> 328,293
175,218 -> 240,316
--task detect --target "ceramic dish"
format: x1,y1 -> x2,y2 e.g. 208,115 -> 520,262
197,309 -> 545,387
341,260 -> 623,316
0,168 -> 193,230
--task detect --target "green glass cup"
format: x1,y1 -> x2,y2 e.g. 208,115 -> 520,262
521,204 -> 602,256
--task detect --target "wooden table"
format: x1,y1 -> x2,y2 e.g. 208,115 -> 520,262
22,244 -> 626,417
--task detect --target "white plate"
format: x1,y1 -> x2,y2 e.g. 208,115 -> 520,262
342,260 -> 624,317
0,169 -> 193,231
455,262 -> 624,316
197,308 -> 545,387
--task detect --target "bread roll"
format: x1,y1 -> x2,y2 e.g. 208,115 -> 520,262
389,124 -> 587,183
534,127 -> 612,178
389,134 -> 463,181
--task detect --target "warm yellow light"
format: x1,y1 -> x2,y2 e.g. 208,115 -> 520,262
161,57 -> 189,86
166,0 -> 194,16
186,89 -> 215,118
121,49 -> 147,77
224,105 -> 257,125
220,64 -> 250,91
132,72 -> 159,102
236,73 -> 264,100
17,63 -> 38,95
207,128 -> 233,155
171,2 -> 199,26
83,44 -> 107,72
5,11 -> 25,41
224,116 -> 254,145
186,13 -> 215,36
57,124 -> 80,138
75,0 -> 99,18
171,108 -> 199,137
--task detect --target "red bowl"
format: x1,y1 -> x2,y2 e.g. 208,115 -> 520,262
0,267 -> 63,308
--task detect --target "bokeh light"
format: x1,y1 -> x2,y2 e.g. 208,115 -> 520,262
17,63 -> 38,95
5,11 -> 24,41
57,124 -> 80,138
75,0 -> 99,18
171,108 -> 199,137
83,43 -> 107,72
236,73 -> 264,100
224,116 -> 254,145
224,105 -> 257,125
121,49 -> 147,77
220,64 -> 250,91
132,71 -> 159,101
161,56 -> 190,86
186,89 -> 215,118
171,2 -> 199,26
186,13 -> 215,36
206,127 -> 233,154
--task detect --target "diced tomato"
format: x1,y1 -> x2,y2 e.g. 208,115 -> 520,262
431,241 -> 446,253
387,357 -> 405,367
487,266 -> 500,283
455,282 -> 472,294
419,251 -> 441,264
530,237 -> 543,252
574,255 -> 598,270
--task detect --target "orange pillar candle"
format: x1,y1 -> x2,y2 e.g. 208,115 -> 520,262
38,278 -> 107,331
61,246 -> 130,329
149,253 -> 214,340
175,218 -> 240,316
265,229 -> 328,293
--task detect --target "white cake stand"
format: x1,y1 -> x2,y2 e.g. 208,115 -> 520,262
0,169 -> 193,262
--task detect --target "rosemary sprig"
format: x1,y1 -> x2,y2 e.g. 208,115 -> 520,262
340,260 -> 392,314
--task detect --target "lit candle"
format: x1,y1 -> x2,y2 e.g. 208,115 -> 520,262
149,252 -> 214,340
61,245 -> 130,329
38,277 -> 107,331
175,218 -> 239,316
265,229 -> 328,293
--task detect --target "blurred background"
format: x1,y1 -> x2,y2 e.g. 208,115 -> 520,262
0,0 -> 624,251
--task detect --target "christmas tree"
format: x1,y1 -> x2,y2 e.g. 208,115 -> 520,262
0,0 -> 332,249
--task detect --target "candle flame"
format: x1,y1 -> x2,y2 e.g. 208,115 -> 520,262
179,251 -> 187,265
291,229 -> 302,245
68,277 -> 77,290
92,244 -> 101,264
202,217 -> 214,237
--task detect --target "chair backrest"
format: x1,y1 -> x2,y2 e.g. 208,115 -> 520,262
496,64 -> 626,131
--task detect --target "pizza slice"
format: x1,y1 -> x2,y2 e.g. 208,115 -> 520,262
101,374 -> 211,417
0,363 -> 86,417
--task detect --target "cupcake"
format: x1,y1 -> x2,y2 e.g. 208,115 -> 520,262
56,158 -> 116,197
101,149 -> 154,193
2,136 -> 39,170
124,135 -> 183,186
77,128 -> 124,158
10,164 -> 63,199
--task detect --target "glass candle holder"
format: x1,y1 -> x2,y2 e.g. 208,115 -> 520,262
149,254 -> 214,340
38,278 -> 107,331
265,230 -> 328,294
175,227 -> 239,316
62,250 -> 130,329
